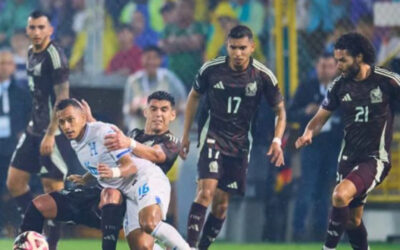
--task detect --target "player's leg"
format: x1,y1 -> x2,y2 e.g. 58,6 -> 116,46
198,188 -> 230,250
188,143 -> 222,248
346,206 -> 368,250
126,228 -> 154,250
139,204 -> 190,249
99,188 -> 125,250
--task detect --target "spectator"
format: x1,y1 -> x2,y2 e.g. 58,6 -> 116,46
123,45 -> 186,132
159,0 -> 206,91
0,50 -> 31,234
10,30 -> 30,86
106,24 -> 142,76
288,53 -> 342,241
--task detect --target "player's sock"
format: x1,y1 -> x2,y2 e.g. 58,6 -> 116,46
324,206 -> 350,249
151,221 -> 190,250
187,202 -> 207,247
14,191 -> 33,219
347,221 -> 368,250
20,201 -> 44,233
44,220 -> 61,250
101,204 -> 125,250
198,213 -> 225,249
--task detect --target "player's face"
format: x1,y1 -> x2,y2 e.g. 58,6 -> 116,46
57,106 -> 87,141
227,36 -> 255,71
0,51 -> 15,81
144,99 -> 176,134
334,49 -> 360,79
26,16 -> 53,50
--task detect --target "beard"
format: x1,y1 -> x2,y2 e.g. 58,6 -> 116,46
342,62 -> 360,80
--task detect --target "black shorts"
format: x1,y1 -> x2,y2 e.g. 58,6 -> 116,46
197,142 -> 248,196
49,185 -> 102,229
337,157 -> 390,208
10,131 -> 76,180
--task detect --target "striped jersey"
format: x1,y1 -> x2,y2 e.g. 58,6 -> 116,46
26,41 -> 69,135
322,66 -> 400,163
194,56 -> 283,156
71,122 -> 135,193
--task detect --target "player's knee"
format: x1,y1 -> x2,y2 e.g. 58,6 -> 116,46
100,188 -> 123,208
196,189 -> 214,205
32,194 -> 54,217
6,177 -> 26,195
332,190 -> 350,206
140,216 -> 160,234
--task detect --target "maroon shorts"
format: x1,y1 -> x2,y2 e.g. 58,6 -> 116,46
197,141 -> 248,196
338,157 -> 391,208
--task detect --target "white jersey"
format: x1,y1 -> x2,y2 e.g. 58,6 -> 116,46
71,121 -> 135,192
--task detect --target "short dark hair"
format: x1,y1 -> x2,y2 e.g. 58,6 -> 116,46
29,10 -> 52,22
334,32 -> 376,65
143,45 -> 164,57
228,25 -> 253,40
160,1 -> 176,14
147,91 -> 175,107
55,99 -> 82,112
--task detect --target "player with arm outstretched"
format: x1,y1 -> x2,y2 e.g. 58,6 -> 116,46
296,33 -> 400,250
180,25 -> 286,249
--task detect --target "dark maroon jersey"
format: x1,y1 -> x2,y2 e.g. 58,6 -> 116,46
194,56 -> 283,156
322,66 -> 400,163
128,129 -> 180,173
26,41 -> 69,136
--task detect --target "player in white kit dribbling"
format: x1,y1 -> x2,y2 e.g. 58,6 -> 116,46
19,99 -> 190,250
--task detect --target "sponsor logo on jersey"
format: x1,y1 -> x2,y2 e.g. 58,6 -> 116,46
213,81 -> 225,90
209,161 -> 218,173
341,93 -> 352,102
370,86 -> 383,103
245,81 -> 257,96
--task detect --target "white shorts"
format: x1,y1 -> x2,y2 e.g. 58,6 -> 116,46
123,166 -> 171,235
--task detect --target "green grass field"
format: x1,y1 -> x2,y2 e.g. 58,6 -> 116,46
1,239 -> 399,250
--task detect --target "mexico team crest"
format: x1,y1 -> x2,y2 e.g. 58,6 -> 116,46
370,86 -> 382,104
245,81 -> 257,96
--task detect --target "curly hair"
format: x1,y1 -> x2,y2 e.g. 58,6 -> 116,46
334,32 -> 376,65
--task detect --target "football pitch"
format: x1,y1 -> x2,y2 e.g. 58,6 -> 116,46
1,239 -> 400,250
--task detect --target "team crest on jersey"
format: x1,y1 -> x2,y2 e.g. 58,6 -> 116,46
33,63 -> 42,76
209,161 -> 218,173
245,81 -> 257,96
370,86 -> 382,104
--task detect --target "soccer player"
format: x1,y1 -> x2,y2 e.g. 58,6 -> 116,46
21,99 -> 190,250
6,10 -> 73,249
295,32 -> 400,250
180,25 -> 286,249
94,91 -> 182,249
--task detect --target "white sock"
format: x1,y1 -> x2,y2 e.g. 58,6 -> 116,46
323,246 -> 336,250
151,221 -> 190,250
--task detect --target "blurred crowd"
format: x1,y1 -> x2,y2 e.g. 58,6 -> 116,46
1,0 -> 400,242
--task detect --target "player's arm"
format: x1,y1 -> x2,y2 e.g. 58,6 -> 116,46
98,154 -> 138,179
267,101 -> 286,167
104,126 -> 167,164
40,82 -> 69,155
295,108 -> 332,149
180,88 -> 202,159
67,172 -> 95,186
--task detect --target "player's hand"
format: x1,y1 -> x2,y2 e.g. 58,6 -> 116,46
40,134 -> 55,156
79,99 -> 96,122
104,125 -> 130,151
179,135 -> 190,160
267,142 -> 284,167
295,132 -> 312,149
98,163 -> 113,179
67,174 -> 86,185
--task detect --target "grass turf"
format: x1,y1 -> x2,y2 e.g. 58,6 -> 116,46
1,239 -> 400,250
